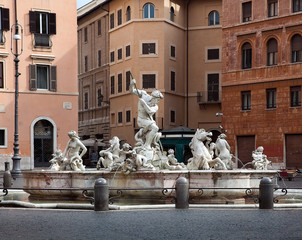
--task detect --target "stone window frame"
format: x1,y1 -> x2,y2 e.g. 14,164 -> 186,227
0,127 -> 7,148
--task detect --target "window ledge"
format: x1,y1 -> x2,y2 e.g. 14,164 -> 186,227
31,54 -> 55,61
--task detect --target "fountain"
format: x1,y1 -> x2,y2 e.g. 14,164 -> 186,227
22,79 -> 277,204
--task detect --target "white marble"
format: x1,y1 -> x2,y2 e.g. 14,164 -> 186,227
252,146 -> 271,170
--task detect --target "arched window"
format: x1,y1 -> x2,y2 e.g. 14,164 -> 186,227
126,6 -> 131,21
208,10 -> 219,25
291,34 -> 302,63
170,7 -> 175,22
242,42 -> 252,69
143,3 -> 155,19
267,38 -> 278,66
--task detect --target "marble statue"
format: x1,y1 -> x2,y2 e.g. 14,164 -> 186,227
129,79 -> 163,158
187,129 -> 227,170
97,136 -> 120,171
166,149 -> 186,170
60,131 -> 87,171
252,146 -> 271,170
215,133 -> 233,170
49,149 -> 64,171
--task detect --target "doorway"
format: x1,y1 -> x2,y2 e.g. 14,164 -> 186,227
34,120 -> 54,167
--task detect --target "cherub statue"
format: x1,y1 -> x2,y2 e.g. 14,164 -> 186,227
252,146 -> 271,170
167,149 -> 186,170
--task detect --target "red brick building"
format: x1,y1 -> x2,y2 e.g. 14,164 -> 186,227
222,0 -> 302,169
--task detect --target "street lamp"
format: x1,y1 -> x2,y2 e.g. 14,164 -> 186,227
10,21 -> 23,177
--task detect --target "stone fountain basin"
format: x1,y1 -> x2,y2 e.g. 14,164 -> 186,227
22,170 -> 277,203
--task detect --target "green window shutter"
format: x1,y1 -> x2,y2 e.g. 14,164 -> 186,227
29,64 -> 37,90
49,66 -> 57,92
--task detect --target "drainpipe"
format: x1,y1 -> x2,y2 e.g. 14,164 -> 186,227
186,0 -> 191,127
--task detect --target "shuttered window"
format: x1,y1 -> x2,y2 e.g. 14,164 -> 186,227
207,74 -> 219,102
290,86 -> 301,107
126,6 -> 131,21
97,20 -> 101,35
126,110 -> 131,122
207,49 -> 219,60
126,71 -> 131,91
171,71 -> 175,91
142,74 -> 156,89
267,38 -> 278,66
268,0 -> 278,17
170,45 -> 176,58
241,91 -> 251,110
118,112 -> 123,124
242,42 -> 252,69
117,9 -> 122,25
118,73 -> 122,93
126,45 -> 131,57
266,88 -> 277,109
118,48 -> 122,60
111,76 -> 115,94
29,64 -> 57,91
110,13 -> 114,29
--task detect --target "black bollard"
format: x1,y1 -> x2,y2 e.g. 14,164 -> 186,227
3,162 -> 12,188
94,178 -> 109,211
175,177 -> 189,209
259,177 -> 274,209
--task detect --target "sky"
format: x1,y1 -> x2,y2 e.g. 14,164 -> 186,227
77,0 -> 93,9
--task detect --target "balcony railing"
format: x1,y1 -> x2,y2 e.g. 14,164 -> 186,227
34,34 -> 52,47
197,91 -> 221,104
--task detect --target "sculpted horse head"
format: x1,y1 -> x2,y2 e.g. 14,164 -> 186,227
193,129 -> 213,142
109,136 -> 120,155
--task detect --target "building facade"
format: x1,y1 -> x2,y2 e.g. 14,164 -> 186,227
0,0 -> 78,170
222,0 -> 302,168
77,0 -> 110,158
78,0 -> 223,150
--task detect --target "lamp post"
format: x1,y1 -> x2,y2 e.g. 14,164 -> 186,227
10,21 -> 23,177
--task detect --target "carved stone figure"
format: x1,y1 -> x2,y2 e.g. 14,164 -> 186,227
97,136 -> 120,170
129,79 -> 163,156
187,129 -> 227,170
215,133 -> 233,170
166,149 -> 186,170
61,131 -> 87,171
252,146 -> 271,170
49,149 -> 64,171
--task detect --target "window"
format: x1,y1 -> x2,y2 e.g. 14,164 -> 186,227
290,86 -> 301,107
118,73 -> 122,93
84,92 -> 89,110
0,62 -> 3,88
85,56 -> 88,72
84,27 -> 88,42
110,13 -> 114,29
117,9 -> 122,25
291,34 -> 302,63
118,112 -> 123,124
267,38 -> 278,66
142,74 -> 156,89
110,51 -> 115,63
268,0 -> 278,17
97,19 -> 101,35
266,88 -> 276,109
241,91 -> 251,110
97,88 -> 103,107
143,3 -> 155,18
293,0 -> 302,12
118,48 -> 122,60
126,110 -> 131,123
126,6 -> 131,21
170,45 -> 176,58
98,50 -> 102,67
242,42 -> 252,69
171,71 -> 175,91
29,64 -> 57,91
126,45 -> 131,57
242,2 -> 252,22
142,43 -> 156,55
0,8 -> 10,44
207,49 -> 219,60
111,76 -> 115,94
0,128 -> 6,147
170,7 -> 175,22
29,11 -> 56,47
170,110 -> 175,123
208,10 -> 219,25
126,71 -> 131,91
207,74 -> 219,102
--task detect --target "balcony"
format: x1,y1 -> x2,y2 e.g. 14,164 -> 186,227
34,34 -> 52,48
197,91 -> 221,105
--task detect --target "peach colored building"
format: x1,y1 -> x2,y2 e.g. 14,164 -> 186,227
0,0 -> 78,170
222,0 -> 302,168
78,0 -> 223,151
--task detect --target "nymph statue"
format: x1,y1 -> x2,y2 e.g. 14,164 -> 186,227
215,133 -> 233,170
